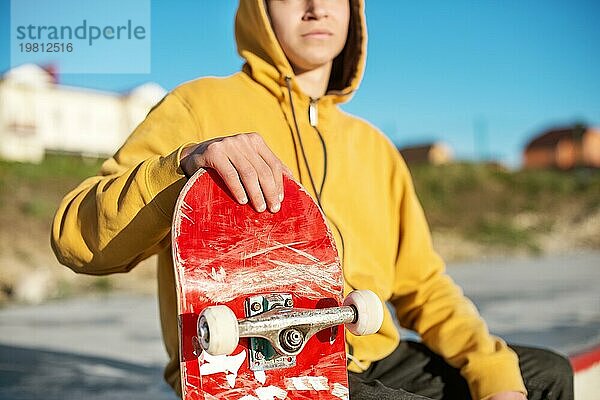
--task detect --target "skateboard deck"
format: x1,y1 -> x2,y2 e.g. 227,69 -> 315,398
172,170 -> 350,400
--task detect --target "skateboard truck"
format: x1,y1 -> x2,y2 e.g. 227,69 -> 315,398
197,290 -> 383,370
244,293 -> 297,370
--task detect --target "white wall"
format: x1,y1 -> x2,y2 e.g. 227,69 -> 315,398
0,64 -> 166,163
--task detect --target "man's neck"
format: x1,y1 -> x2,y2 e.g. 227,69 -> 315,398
293,62 -> 332,99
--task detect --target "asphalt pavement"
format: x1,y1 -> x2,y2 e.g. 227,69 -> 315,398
0,250 -> 598,400
449,250 -> 600,356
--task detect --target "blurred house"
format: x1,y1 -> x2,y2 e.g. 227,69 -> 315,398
398,142 -> 454,165
0,63 -> 166,163
523,125 -> 600,170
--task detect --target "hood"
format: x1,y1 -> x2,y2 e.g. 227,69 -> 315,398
235,0 -> 366,104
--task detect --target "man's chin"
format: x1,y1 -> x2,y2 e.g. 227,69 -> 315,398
295,55 -> 336,71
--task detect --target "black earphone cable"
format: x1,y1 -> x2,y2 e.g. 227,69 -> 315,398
285,77 -> 322,203
284,77 -> 346,264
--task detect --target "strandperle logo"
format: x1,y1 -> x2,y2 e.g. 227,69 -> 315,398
15,20 -> 147,46
10,0 -> 151,74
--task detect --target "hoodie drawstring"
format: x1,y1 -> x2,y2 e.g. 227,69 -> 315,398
284,76 -> 326,203
283,76 -> 346,265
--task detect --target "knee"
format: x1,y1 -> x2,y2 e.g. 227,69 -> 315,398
516,346 -> 574,396
534,348 -> 573,382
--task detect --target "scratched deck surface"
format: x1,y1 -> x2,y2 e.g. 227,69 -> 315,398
172,171 -> 348,400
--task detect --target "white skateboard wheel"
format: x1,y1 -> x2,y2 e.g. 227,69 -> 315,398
343,290 -> 384,336
197,305 -> 239,355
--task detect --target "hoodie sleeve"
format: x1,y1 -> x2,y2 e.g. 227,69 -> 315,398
389,156 -> 527,400
51,90 -> 198,275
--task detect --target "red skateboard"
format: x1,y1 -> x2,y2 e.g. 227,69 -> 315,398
172,170 -> 383,400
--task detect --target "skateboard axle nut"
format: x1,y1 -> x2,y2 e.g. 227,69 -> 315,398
280,328 -> 304,352
251,302 -> 262,312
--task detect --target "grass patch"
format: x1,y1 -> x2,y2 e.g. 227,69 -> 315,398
20,198 -> 54,218
91,277 -> 113,292
0,153 -> 103,182
1,154 -> 598,278
409,162 -> 600,252
468,218 -> 540,252
0,154 -> 104,222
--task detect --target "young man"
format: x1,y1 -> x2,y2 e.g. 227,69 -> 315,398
51,1 -> 573,399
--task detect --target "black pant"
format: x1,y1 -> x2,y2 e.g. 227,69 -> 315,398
349,341 -> 574,400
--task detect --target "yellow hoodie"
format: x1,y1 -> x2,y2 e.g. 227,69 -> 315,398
51,1 -> 526,399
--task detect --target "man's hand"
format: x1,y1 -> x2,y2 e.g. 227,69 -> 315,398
487,391 -> 527,400
180,133 -> 293,213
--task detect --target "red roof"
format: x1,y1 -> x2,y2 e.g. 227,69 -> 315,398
525,125 -> 587,151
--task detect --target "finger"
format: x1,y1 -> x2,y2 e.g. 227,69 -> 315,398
235,133 -> 280,212
246,151 -> 281,213
203,153 -> 248,205
280,164 -> 294,202
254,140 -> 290,204
227,151 -> 268,212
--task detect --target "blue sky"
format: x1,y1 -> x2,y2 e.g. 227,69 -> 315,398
1,0 -> 599,166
